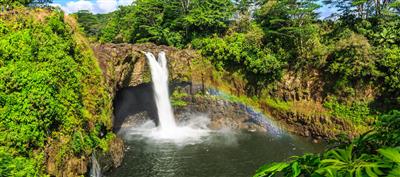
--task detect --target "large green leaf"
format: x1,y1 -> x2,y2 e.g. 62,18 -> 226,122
387,165 -> 400,177
378,147 -> 400,163
254,162 -> 290,177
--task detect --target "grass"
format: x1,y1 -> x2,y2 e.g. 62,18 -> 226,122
263,97 -> 293,112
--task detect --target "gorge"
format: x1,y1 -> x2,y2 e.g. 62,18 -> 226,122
104,51 -> 325,176
1,2 -> 399,177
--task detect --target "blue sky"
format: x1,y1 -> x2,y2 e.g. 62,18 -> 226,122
52,0 -> 336,18
51,0 -> 134,14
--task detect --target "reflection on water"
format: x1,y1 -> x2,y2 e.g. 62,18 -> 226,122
106,128 -> 325,177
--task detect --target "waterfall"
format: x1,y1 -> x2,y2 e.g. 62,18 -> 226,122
145,52 -> 177,131
90,153 -> 101,177
137,51 -> 209,143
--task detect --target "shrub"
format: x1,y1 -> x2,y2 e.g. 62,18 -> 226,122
0,9 -> 112,175
254,110 -> 400,177
323,98 -> 373,124
193,32 -> 284,94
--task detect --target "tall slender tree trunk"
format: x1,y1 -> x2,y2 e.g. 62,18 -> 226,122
375,0 -> 381,15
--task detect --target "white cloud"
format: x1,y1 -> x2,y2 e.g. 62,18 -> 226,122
64,0 -> 95,14
118,0 -> 134,6
50,3 -> 62,8
53,0 -> 134,14
96,0 -> 118,13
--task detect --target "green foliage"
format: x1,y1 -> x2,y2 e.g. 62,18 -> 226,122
85,0 -> 234,47
171,89 -> 188,108
315,145 -> 389,177
181,0 -> 234,40
73,0 -> 400,106
0,147 -> 42,177
264,97 -> 292,112
74,10 -> 111,39
73,0 -> 399,106
325,32 -> 379,96
255,110 -> 400,177
377,45 -> 400,101
255,0 -> 325,67
323,0 -> 400,18
254,162 -> 290,177
323,98 -> 373,124
0,0 -> 52,7
209,89 -> 261,110
0,9 -> 112,175
193,31 -> 284,94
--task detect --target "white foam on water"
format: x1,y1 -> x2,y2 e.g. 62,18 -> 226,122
118,52 -> 243,147
123,115 -> 213,145
131,52 -> 214,145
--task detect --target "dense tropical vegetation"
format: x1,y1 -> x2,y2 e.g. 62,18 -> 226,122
73,0 -> 399,176
77,0 -> 400,106
0,0 -> 399,176
0,4 -> 114,176
254,110 -> 400,177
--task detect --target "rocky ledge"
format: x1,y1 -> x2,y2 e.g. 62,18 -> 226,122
115,84 -> 277,134
92,43 -> 207,98
261,103 -> 359,140
175,95 -> 271,132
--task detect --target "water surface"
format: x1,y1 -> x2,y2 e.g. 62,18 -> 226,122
105,130 -> 324,177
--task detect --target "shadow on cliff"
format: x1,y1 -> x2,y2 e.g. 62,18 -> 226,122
113,82 -> 193,132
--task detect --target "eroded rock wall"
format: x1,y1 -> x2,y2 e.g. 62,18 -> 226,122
92,43 -> 204,98
93,43 -> 360,142
270,70 -> 376,103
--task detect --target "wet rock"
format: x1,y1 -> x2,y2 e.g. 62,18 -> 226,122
173,94 -> 268,132
304,130 -> 310,137
64,157 -> 88,177
98,137 -> 125,172
45,140 -> 88,177
119,112 -> 151,129
262,102 -> 358,140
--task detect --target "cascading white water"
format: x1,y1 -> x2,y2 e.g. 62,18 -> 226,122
144,52 -> 177,131
90,153 -> 101,177
123,51 -> 211,143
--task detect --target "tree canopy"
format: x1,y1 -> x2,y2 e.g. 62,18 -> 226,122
74,0 -> 400,104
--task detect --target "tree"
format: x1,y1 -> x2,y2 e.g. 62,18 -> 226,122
75,10 -> 100,37
255,0 -> 323,67
193,30 -> 284,95
325,32 -> 379,97
180,0 -> 235,41
323,0 -> 400,18
377,46 -> 400,103
98,0 -> 234,47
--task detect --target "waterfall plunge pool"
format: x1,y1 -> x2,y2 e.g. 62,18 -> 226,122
106,122 -> 325,177
107,52 -> 325,177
